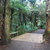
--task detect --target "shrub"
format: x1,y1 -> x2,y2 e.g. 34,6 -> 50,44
17,25 -> 24,35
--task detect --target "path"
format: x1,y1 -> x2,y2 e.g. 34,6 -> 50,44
0,29 -> 50,50
33,29 -> 45,34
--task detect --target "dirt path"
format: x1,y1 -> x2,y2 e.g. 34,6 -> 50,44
0,29 -> 50,50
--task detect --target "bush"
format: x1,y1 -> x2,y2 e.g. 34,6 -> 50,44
10,24 -> 38,37
24,25 -> 38,32
17,25 -> 24,35
34,26 -> 38,30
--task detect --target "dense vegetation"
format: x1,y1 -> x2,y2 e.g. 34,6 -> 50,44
10,0 -> 46,36
0,0 -> 47,44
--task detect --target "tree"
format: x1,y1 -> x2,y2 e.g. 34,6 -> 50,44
1,0 -> 11,45
0,0 -> 4,44
45,0 -> 50,37
0,13 -> 2,41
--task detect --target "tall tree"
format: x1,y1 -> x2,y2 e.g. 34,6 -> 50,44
0,13 -> 2,41
0,0 -> 4,44
23,14 -> 26,25
1,0 -> 11,44
45,0 -> 50,36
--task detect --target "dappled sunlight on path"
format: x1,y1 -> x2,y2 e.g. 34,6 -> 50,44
12,29 -> 45,43
12,33 -> 43,43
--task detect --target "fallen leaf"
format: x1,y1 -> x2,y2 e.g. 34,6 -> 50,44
35,45 -> 39,48
45,41 -> 48,43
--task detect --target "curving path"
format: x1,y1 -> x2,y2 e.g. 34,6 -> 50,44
0,29 -> 50,50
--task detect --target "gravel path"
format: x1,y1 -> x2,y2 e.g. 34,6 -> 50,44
0,29 -> 50,50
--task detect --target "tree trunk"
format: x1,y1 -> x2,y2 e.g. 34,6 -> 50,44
31,16 -> 33,29
23,14 -> 26,25
35,14 -> 37,26
45,15 -> 50,35
0,13 -> 2,44
0,13 -> 2,37
19,13 -> 22,25
32,14 -> 34,28
45,0 -> 50,36
10,9 -> 14,31
1,0 -> 11,45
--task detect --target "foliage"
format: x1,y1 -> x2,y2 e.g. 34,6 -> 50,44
48,31 -> 50,33
17,25 -> 24,35
10,0 -> 46,37
10,0 -> 27,14
24,25 -> 38,32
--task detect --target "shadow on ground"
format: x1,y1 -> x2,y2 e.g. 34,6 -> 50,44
0,40 -> 50,50
0,29 -> 50,50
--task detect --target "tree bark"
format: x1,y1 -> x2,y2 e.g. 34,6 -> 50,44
45,0 -> 50,36
1,0 -> 11,45
23,14 -> 26,25
19,13 -> 22,25
0,13 -> 2,40
45,15 -> 50,35
35,14 -> 37,26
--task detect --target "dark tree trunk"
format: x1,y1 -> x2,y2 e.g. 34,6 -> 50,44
23,14 -> 26,25
19,13 -> 22,25
0,13 -> 2,37
0,0 -> 4,44
30,16 -> 32,22
0,13 -> 2,44
29,16 -> 33,28
35,14 -> 37,26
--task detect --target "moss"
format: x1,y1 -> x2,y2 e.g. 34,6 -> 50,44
44,35 -> 48,38
48,31 -> 50,33
0,7 -> 4,13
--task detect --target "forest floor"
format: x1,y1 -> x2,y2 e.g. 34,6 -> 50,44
0,29 -> 50,50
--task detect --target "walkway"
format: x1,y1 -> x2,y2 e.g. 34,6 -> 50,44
0,29 -> 50,50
